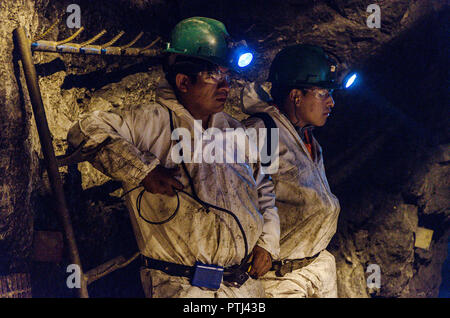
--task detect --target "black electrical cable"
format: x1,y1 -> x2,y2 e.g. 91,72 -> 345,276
120,185 -> 180,225
121,183 -> 250,267
137,188 -> 181,225
167,108 -> 250,267
118,107 -> 252,269
119,185 -> 142,198
178,184 -> 250,266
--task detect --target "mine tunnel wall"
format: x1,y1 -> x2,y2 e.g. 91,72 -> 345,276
0,0 -> 448,297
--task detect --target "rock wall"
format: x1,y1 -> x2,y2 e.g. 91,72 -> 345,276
0,0 -> 448,297
0,0 -> 42,276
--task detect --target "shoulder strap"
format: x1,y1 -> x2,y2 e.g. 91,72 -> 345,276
166,107 -> 204,204
249,112 -> 278,169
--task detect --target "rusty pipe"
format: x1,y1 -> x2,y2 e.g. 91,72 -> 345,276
13,27 -> 88,298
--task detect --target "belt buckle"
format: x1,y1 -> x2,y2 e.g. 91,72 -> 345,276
276,260 -> 294,277
223,268 -> 249,288
141,255 -> 149,268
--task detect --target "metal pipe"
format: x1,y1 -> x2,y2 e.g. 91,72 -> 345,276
13,27 -> 89,298
138,36 -> 161,52
120,31 -> 143,49
101,31 -> 125,48
79,29 -> 106,46
30,29 -> 161,57
33,19 -> 59,42
56,27 -> 85,45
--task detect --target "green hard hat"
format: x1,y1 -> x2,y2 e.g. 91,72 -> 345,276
268,44 -> 339,89
165,17 -> 233,70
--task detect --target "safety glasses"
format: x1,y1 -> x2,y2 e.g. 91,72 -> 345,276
198,69 -> 232,84
305,88 -> 334,100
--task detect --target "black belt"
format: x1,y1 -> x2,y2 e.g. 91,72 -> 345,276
271,252 -> 320,277
141,256 -> 249,288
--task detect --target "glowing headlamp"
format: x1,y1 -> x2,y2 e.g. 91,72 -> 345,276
229,40 -> 254,69
343,72 -> 358,88
238,52 -> 253,67
324,50 -> 359,89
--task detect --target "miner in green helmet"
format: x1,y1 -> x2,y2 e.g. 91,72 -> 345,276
240,44 -> 341,297
68,17 -> 279,298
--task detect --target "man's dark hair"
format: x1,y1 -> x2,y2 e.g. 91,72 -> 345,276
163,55 -> 218,90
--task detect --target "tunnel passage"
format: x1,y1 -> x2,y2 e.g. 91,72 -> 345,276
0,0 -> 448,297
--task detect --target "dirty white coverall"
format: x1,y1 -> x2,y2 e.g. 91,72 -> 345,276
67,79 -> 280,298
240,83 -> 340,298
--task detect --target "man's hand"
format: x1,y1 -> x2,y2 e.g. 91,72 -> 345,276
248,245 -> 272,279
141,165 -> 183,196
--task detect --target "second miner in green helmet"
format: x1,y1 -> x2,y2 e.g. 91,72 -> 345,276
240,44 -> 341,297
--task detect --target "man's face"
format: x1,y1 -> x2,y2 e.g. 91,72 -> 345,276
182,66 -> 231,118
294,86 -> 335,127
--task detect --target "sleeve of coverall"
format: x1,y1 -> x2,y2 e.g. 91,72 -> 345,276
67,107 -> 160,187
254,166 -> 280,260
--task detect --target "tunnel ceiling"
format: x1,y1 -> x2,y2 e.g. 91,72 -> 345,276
0,0 -> 448,298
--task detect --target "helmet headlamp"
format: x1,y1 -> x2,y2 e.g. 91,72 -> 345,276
228,40 -> 254,70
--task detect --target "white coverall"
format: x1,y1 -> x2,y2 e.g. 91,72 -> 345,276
67,79 -> 279,298
240,83 -> 340,298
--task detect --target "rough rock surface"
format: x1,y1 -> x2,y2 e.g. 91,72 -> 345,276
0,0 -> 448,297
0,0 -> 41,276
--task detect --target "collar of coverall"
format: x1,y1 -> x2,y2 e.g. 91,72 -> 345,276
241,82 -> 318,150
240,82 -> 275,116
297,125 -> 315,143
